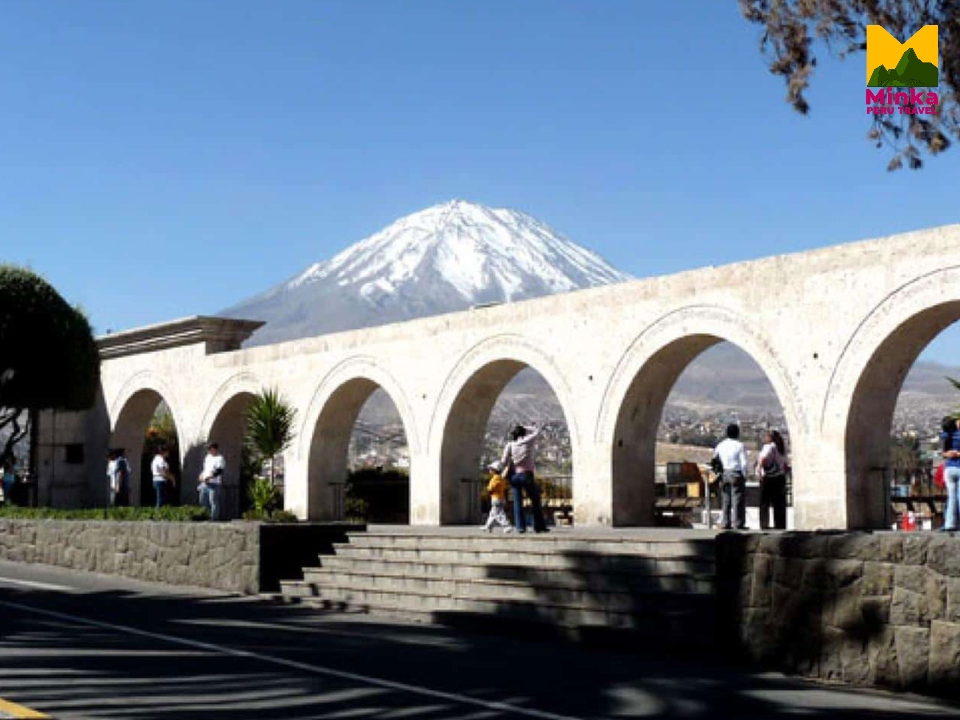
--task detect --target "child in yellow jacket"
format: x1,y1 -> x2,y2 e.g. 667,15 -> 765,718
482,462 -> 514,533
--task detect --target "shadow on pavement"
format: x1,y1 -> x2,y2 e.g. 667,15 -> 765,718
0,581 -> 956,719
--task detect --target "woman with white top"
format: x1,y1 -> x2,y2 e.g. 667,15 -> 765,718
756,430 -> 788,530
500,422 -> 549,534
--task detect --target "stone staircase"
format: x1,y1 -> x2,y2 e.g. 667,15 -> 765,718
280,529 -> 720,649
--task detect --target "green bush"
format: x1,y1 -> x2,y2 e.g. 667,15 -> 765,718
241,508 -> 299,523
0,506 -> 210,522
247,478 -> 281,514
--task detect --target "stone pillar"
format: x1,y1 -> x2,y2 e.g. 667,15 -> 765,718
283,450 -> 308,520
571,441 -> 615,527
409,453 -> 440,526
790,434 -> 851,530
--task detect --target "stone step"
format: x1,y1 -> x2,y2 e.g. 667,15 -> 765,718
329,544 -> 715,574
345,533 -> 717,559
302,566 -> 715,611
281,580 -> 714,639
313,557 -> 714,594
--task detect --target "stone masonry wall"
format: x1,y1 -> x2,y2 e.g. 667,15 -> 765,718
716,531 -> 960,695
0,520 -> 261,594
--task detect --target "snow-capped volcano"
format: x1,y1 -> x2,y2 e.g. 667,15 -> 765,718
221,199 -> 631,346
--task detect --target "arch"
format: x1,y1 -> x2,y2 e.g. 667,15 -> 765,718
109,370 -> 185,438
109,379 -> 184,508
196,374 -> 264,520
598,305 -> 804,526
198,372 -> 263,441
430,334 -> 580,525
301,357 -> 418,521
822,266 -> 960,528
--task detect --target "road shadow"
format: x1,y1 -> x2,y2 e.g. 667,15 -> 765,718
0,560 -> 949,717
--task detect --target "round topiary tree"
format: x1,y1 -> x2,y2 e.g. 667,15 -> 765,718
0,265 -> 100,464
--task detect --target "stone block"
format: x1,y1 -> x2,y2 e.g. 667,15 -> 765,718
758,534 -> 784,555
871,626 -> 899,688
828,533 -> 879,561
823,559 -> 863,589
779,533 -> 829,559
772,556 -> 805,589
929,620 -> 960,686
890,587 -> 924,626
926,537 -> 960,578
862,562 -> 893,596
894,626 -> 930,689
751,554 -> 773,608
824,578 -> 863,630
927,571 -> 946,622
902,536 -> 929,566
945,577 -> 960,623
894,564 -> 926,594
878,534 -> 904,563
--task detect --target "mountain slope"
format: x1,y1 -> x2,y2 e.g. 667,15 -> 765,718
221,199 -> 631,346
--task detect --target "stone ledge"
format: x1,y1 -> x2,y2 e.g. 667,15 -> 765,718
0,519 -> 361,594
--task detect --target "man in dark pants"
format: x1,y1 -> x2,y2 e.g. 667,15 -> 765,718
713,424 -> 749,530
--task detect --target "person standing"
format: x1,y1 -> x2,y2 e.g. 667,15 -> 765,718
107,449 -> 131,507
151,446 -> 175,508
198,442 -> 225,521
2,459 -> 15,505
940,417 -> 960,531
713,424 -> 750,531
756,430 -> 788,530
500,422 -> 548,534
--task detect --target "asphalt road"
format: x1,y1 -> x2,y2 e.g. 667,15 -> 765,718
0,561 -> 957,719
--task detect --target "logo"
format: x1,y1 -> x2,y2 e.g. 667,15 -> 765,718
865,25 -> 939,116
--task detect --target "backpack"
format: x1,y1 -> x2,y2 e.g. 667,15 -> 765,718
935,463 -> 946,489
761,448 -> 782,477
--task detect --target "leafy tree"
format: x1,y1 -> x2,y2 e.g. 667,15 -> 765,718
0,266 -> 99,465
243,388 -> 296,486
740,0 -> 959,170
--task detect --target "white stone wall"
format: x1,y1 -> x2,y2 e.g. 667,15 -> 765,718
76,223 -> 960,529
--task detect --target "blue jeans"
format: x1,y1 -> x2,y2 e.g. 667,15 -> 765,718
153,480 -> 168,508
509,471 -> 546,532
944,466 -> 960,530
199,483 -> 221,521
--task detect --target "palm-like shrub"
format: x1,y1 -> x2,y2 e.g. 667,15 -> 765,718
244,388 -> 297,486
247,477 -> 280,514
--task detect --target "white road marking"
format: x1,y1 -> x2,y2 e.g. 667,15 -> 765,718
0,600 -> 583,720
0,577 -> 74,592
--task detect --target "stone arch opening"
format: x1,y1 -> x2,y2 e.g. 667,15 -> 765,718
110,389 -> 182,507
307,379 -> 410,522
202,391 -> 257,520
439,361 -> 573,526
844,304 -> 960,529
612,335 -> 796,527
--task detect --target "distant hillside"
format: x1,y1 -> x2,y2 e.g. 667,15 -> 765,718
357,342 -> 960,434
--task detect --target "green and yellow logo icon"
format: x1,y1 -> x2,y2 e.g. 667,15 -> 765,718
867,25 -> 938,87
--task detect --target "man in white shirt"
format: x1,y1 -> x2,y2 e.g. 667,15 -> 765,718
151,447 -> 175,508
199,442 -> 226,521
713,424 -> 750,530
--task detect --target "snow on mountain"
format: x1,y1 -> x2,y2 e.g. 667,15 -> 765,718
221,199 -> 632,346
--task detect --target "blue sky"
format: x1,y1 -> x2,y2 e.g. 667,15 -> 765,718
2,1 -> 957,360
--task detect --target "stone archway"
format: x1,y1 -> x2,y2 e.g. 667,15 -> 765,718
598,306 -> 803,527
823,267 -> 960,528
110,385 -> 184,507
200,390 -> 258,520
431,336 -> 580,526
301,359 -> 418,522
